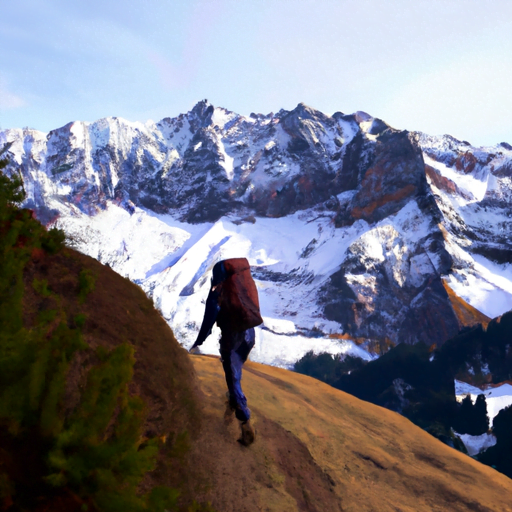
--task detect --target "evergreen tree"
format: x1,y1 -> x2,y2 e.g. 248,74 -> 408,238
454,394 -> 474,434
0,165 -> 176,511
0,157 -> 25,215
471,394 -> 489,435
479,405 -> 512,478
492,404 -> 512,447
453,394 -> 489,436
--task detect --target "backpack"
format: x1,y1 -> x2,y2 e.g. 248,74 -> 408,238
214,258 -> 263,332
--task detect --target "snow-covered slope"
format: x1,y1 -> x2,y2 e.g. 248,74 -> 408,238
1,101 -> 511,367
418,133 -> 512,319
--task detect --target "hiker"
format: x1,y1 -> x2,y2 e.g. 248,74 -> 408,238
190,258 -> 263,446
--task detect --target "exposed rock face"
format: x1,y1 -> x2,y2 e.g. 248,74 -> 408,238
319,223 -> 484,345
1,102 -> 511,358
335,129 -> 429,226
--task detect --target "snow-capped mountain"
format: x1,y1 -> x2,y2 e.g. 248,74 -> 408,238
1,101 -> 511,367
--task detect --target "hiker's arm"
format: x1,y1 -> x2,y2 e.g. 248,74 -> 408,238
191,287 -> 220,349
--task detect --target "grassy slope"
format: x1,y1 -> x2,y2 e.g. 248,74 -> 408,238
23,248 -> 201,448
187,355 -> 512,512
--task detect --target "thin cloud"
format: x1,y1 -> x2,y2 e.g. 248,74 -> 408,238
147,0 -> 225,91
383,50 -> 512,146
0,81 -> 26,110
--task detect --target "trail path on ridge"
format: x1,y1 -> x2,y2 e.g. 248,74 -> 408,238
184,355 -> 512,512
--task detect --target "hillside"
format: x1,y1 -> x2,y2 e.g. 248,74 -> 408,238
0,170 -> 202,511
186,355 -> 512,512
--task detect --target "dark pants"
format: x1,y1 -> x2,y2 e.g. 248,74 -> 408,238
220,328 -> 255,422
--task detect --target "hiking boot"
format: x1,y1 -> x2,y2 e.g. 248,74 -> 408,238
224,401 -> 236,424
224,392 -> 237,424
238,420 -> 255,446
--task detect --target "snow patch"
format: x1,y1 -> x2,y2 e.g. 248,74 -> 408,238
251,327 -> 374,369
211,107 -> 235,129
454,431 -> 497,457
217,138 -> 234,180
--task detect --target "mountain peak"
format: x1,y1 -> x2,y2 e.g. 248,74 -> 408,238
190,99 -> 215,118
354,110 -> 373,123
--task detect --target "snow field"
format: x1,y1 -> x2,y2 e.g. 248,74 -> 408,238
455,382 -> 512,423
453,432 -> 497,457
455,380 -> 512,423
444,253 -> 512,319
423,154 -> 489,204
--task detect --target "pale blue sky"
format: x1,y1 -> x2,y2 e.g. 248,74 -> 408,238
1,0 -> 512,146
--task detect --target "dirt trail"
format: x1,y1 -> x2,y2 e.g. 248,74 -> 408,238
184,355 -> 512,512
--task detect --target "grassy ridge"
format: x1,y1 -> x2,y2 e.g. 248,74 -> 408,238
294,313 -> 512,477
0,168 -> 206,511
189,354 -> 512,512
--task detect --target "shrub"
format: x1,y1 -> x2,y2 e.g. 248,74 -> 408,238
78,268 -> 96,303
41,226 -> 66,254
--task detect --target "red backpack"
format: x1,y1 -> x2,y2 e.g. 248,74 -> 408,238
216,258 -> 263,332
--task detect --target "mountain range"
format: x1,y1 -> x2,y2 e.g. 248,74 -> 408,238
1,100 -> 511,367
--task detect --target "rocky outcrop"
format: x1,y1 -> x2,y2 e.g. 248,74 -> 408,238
335,129 -> 428,226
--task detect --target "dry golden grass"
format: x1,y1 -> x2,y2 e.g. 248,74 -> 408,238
189,354 -> 512,512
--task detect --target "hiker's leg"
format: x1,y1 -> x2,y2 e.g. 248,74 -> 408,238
230,349 -> 251,421
235,328 -> 255,363
221,348 -> 250,422
220,349 -> 237,407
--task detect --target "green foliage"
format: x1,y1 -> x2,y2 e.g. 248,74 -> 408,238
33,278 -> 52,297
0,317 -> 87,435
0,160 -> 25,214
41,342 -> 173,512
147,487 -> 180,511
74,313 -> 87,329
167,430 -> 191,461
0,170 -> 62,339
41,226 -> 66,254
78,268 -> 96,303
